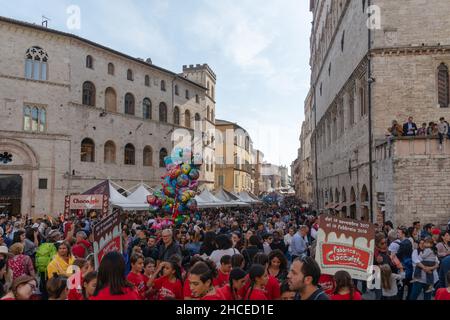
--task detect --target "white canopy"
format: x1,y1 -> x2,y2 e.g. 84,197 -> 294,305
195,189 -> 236,208
214,188 -> 250,207
237,191 -> 262,204
109,182 -> 151,211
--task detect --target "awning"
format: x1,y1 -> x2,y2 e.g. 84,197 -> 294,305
214,188 -> 250,207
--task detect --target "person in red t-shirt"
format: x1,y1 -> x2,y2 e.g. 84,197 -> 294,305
241,253 -> 280,300
183,256 -> 205,300
330,271 -> 362,300
213,255 -> 232,288
126,253 -> 147,300
142,258 -> 156,300
148,259 -> 184,300
435,271 -> 450,300
216,268 -> 247,300
67,258 -> 91,300
90,252 -> 139,301
244,264 -> 268,300
188,259 -> 224,300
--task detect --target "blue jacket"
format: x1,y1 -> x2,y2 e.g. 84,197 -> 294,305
438,255 -> 450,288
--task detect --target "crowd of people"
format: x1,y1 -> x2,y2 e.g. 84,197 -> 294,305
0,198 -> 449,301
387,116 -> 450,147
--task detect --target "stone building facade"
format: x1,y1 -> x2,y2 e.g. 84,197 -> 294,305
308,0 -> 450,227
0,16 -> 216,217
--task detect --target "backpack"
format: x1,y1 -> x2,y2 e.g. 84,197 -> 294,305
35,243 -> 57,274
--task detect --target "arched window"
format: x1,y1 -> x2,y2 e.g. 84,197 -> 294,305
185,90 -> 190,99
143,98 -> 152,120
211,86 -> 215,100
207,106 -> 210,121
86,55 -> 93,69
195,94 -> 199,104
159,102 -> 167,123
104,141 -> 116,164
108,63 -> 115,75
175,85 -> 179,96
23,106 -> 31,131
105,87 -> 117,113
124,143 -> 135,165
159,148 -> 168,167
25,106 -> 47,132
438,63 -> 449,108
25,46 -> 48,81
125,93 -> 135,115
127,69 -> 134,81
360,185 -> 369,221
82,81 -> 96,106
143,146 -> 153,167
173,107 -> 180,125
185,110 -> 191,128
350,187 -> 357,219
211,109 -> 215,122
145,75 -> 150,87
161,80 -> 166,91
195,113 -> 201,130
81,138 -> 95,162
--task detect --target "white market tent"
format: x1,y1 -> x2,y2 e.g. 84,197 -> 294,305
236,191 -> 262,204
214,188 -> 250,207
195,189 -> 237,208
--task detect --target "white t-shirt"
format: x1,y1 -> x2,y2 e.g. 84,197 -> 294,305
210,248 -> 240,269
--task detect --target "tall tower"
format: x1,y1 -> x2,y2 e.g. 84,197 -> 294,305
182,64 -> 217,190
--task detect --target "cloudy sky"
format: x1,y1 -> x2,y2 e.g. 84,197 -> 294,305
2,0 -> 312,171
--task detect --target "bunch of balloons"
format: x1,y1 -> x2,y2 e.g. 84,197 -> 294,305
147,147 -> 200,225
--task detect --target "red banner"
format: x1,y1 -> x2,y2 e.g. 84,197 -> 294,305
93,211 -> 122,269
321,243 -> 371,272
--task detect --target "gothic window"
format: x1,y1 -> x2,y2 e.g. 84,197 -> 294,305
143,146 -> 153,167
104,141 -> 116,164
145,75 -> 150,87
173,107 -> 180,125
185,110 -> 191,128
124,143 -> 135,165
159,102 -> 168,123
23,105 -> 47,133
438,63 -> 449,108
105,87 -> 117,113
143,98 -> 152,120
82,81 -> 96,106
25,46 -> 48,81
125,93 -> 135,115
127,69 -> 134,81
108,63 -> 115,75
161,80 -> 166,92
81,138 -> 95,162
86,55 -> 94,69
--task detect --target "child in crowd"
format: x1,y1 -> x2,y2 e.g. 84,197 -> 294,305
213,255 -> 232,288
126,253 -> 147,300
414,238 -> 438,292
380,264 -> 405,300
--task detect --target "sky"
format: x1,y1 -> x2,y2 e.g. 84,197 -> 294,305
1,0 -> 312,171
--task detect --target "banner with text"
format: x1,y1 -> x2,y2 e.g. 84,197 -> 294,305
315,214 -> 375,281
93,211 -> 122,269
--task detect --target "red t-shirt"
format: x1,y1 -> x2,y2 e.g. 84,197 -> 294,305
153,276 -> 184,300
318,274 -> 336,296
239,275 -> 280,300
245,287 -> 268,300
330,291 -> 363,300
217,284 -> 242,301
89,286 -> 140,300
201,290 -> 225,300
213,270 -> 230,288
435,288 -> 450,300
127,272 -> 147,300
183,278 -> 193,299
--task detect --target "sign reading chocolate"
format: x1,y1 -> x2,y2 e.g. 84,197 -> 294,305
315,214 -> 375,281
92,211 -> 122,269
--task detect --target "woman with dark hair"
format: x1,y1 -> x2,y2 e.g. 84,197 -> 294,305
436,231 -> 450,261
90,251 -> 139,300
249,252 -> 281,300
268,250 -> 288,283
330,270 -> 362,300
147,257 -> 183,300
244,264 -> 268,300
24,227 -> 39,258
47,241 -> 75,279
183,256 -> 204,300
231,254 -> 245,269
199,232 -> 217,256
12,229 -> 26,246
47,274 -> 68,300
231,232 -> 244,252
242,235 -> 262,270
188,260 -> 223,300
216,268 -> 247,300
210,234 -> 239,268
81,271 -> 97,300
